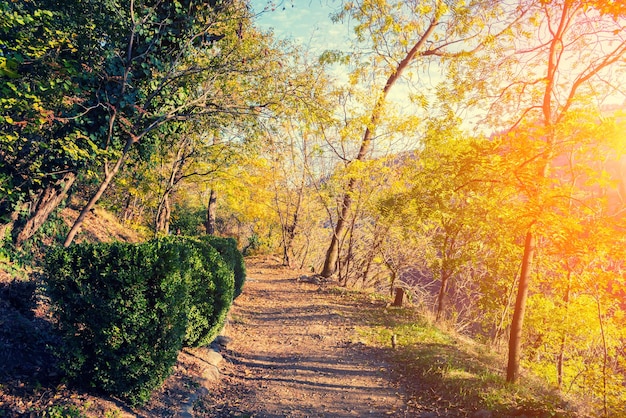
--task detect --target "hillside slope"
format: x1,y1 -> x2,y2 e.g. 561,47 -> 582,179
198,258 -> 587,418
59,207 -> 146,244
0,207 -> 590,417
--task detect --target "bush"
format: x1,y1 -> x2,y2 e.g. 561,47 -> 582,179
44,240 -> 191,405
44,237 -> 237,404
200,235 -> 246,298
162,236 -> 235,347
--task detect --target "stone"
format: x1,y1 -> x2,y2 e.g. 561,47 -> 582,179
202,348 -> 223,367
214,335 -> 232,348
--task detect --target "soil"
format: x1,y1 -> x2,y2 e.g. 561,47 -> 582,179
1,256 -> 417,417
196,256 -> 411,417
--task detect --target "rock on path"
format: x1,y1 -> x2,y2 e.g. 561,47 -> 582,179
196,257 -> 409,417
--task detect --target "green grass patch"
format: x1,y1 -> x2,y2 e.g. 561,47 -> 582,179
38,404 -> 87,418
345,289 -> 587,417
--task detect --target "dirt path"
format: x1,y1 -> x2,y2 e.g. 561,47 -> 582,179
197,257 -> 409,417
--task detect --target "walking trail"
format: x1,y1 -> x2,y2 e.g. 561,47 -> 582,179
196,256 -> 410,417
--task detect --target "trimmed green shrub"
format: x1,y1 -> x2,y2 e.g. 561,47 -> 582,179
43,236 -> 237,404
162,236 -> 235,347
44,240 -> 192,405
200,235 -> 246,298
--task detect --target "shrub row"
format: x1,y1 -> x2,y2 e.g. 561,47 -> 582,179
43,236 -> 243,405
199,235 -> 246,298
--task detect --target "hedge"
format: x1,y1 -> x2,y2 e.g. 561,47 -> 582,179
44,240 -> 190,405
200,235 -> 246,298
43,236 -> 238,405
162,236 -> 235,347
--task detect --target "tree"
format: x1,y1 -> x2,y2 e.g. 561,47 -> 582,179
0,0 -> 114,246
59,0 -> 332,247
242,48 -> 336,267
467,0 -> 626,383
62,0 -> 275,246
319,0 -> 519,278
268,124 -> 312,267
151,125 -> 234,235
511,109 -> 626,412
373,118 -> 518,324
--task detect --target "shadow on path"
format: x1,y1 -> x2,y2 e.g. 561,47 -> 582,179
197,260 -> 409,417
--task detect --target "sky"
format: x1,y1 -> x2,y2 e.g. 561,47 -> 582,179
249,0 -> 352,54
247,0 -> 438,149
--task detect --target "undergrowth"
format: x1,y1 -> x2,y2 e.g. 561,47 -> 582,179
325,286 -> 591,417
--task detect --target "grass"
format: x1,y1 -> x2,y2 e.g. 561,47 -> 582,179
229,313 -> 247,325
37,404 -> 87,418
329,287 -> 590,417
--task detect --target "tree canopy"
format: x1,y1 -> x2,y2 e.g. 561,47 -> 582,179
2,0 -> 626,414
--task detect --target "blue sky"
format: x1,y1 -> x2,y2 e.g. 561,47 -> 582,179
248,0 -> 432,140
249,0 -> 352,53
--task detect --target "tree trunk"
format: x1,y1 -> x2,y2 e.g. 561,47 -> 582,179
557,269 -> 571,388
595,294 -> 609,418
298,235 -> 311,270
282,228 -> 292,267
205,188 -> 217,235
321,180 -> 354,277
492,261 -> 521,347
281,177 -> 304,267
361,229 -> 385,288
164,198 -> 171,233
155,192 -> 171,234
341,207 -> 359,287
121,194 -> 140,223
64,139 -> 132,247
289,186 -> 303,265
383,257 -> 398,297
320,221 -> 341,277
320,20 -> 438,278
282,221 -> 295,268
156,139 -> 189,235
392,287 -> 404,307
14,172 -> 76,248
436,270 -> 450,322
121,193 -> 133,222
506,230 -> 536,383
